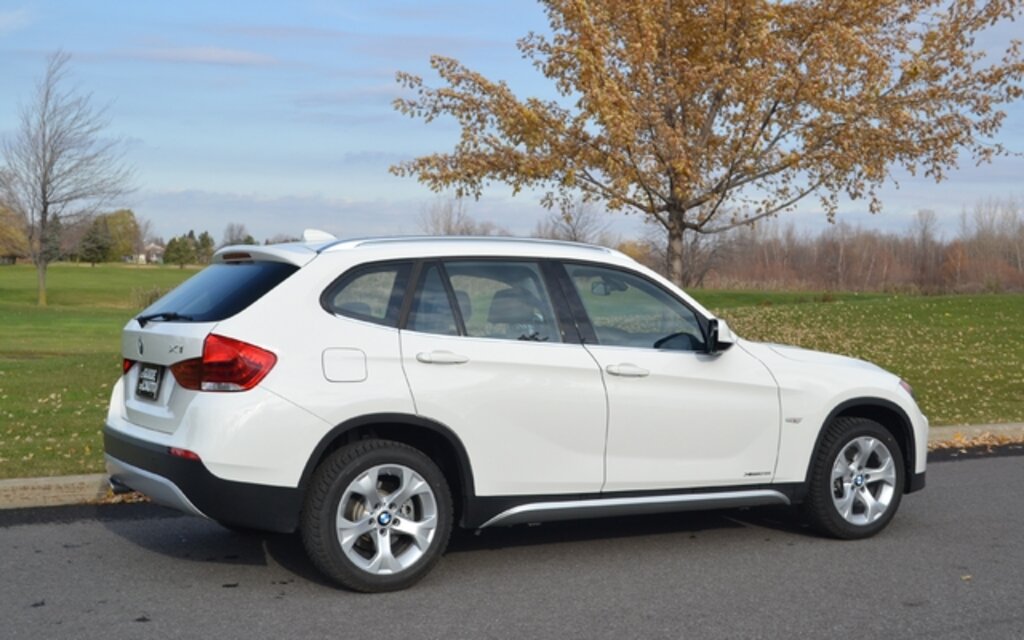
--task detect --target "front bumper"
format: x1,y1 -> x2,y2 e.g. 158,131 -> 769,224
104,426 -> 303,533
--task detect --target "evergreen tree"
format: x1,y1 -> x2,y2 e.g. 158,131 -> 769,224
79,217 -> 113,266
196,231 -> 215,264
163,234 -> 196,269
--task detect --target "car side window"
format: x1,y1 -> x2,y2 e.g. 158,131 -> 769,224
444,261 -> 562,343
322,262 -> 410,327
566,264 -> 705,351
407,265 -> 459,336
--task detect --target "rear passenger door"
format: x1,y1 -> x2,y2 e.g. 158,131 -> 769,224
399,260 -> 607,497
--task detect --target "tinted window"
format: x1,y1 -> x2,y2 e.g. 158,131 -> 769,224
567,264 -> 705,351
407,265 -> 458,336
323,262 -> 410,327
140,261 -> 298,323
445,261 -> 561,343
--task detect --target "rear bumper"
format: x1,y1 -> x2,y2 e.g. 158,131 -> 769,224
103,426 -> 303,533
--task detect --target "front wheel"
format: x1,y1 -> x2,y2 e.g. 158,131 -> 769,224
301,439 -> 453,592
804,417 -> 905,539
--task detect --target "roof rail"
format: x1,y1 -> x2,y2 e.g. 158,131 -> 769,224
348,235 -> 614,254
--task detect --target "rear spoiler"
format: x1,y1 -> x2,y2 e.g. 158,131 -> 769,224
212,229 -> 338,267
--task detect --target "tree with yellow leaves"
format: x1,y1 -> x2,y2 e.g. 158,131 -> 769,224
392,0 -> 1024,285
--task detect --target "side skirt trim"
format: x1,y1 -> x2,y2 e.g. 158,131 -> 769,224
478,489 -> 791,528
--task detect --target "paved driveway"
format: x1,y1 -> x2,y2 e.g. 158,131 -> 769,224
1,454 -> 1022,639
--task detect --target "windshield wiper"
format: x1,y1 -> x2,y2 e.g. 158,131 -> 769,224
136,312 -> 194,328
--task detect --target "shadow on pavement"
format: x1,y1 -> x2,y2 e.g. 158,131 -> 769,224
2,499 -> 817,589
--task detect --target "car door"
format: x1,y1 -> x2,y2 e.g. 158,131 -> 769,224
560,262 -> 781,492
399,260 -> 607,496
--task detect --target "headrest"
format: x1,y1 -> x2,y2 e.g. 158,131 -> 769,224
487,288 -> 541,324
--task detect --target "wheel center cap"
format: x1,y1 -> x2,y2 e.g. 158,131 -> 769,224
377,511 -> 393,526
854,475 -> 865,487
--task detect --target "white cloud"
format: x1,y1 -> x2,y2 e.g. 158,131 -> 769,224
0,8 -> 31,34
123,46 -> 279,67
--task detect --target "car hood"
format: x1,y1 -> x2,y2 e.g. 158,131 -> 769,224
752,342 -> 887,375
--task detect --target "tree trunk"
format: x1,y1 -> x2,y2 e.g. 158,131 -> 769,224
36,261 -> 47,306
667,225 -> 685,287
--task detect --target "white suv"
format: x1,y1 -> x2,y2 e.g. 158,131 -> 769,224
105,233 -> 928,592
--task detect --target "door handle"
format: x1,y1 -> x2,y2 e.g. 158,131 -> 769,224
416,350 -> 470,365
605,363 -> 650,378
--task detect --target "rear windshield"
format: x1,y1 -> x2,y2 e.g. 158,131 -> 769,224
140,261 -> 299,323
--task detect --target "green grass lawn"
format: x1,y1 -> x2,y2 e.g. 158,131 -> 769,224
0,263 -> 194,478
701,293 -> 1024,430
0,262 -> 1022,479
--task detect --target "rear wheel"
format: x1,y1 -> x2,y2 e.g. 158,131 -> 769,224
301,439 -> 452,592
804,417 -> 905,539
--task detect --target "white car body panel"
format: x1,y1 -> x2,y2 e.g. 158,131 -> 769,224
400,330 -> 607,495
121,321 -> 214,434
106,376 -> 330,487
588,342 -> 781,491
739,340 -> 928,479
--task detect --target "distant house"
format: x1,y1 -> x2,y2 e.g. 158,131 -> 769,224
144,242 -> 165,264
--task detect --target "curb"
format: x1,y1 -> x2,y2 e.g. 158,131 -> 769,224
928,423 -> 1024,443
1,423 -> 1023,511
0,474 -> 109,510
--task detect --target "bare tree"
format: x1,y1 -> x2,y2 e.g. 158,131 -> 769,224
911,210 -> 942,292
0,51 -> 133,305
135,216 -> 154,256
417,196 -> 507,236
532,200 -> 612,244
265,233 -> 301,245
221,222 -> 256,246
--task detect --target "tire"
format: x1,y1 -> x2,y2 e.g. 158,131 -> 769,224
803,417 -> 905,539
301,439 -> 453,592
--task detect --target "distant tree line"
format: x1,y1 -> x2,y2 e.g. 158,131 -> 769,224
5,191 -> 1023,293
418,194 -> 1024,294
619,199 -> 1024,294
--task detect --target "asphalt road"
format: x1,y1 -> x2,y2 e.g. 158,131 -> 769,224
1,454 -> 1022,640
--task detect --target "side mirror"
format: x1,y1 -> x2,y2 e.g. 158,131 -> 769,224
705,318 -> 735,355
706,319 -> 720,355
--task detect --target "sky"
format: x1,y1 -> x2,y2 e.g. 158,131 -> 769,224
1,0 -> 1022,245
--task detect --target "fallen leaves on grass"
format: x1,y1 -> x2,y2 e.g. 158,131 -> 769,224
91,488 -> 150,505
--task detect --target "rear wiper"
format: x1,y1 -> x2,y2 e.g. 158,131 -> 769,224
136,312 -> 194,328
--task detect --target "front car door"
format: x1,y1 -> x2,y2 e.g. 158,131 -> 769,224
399,259 -> 607,496
560,262 -> 781,492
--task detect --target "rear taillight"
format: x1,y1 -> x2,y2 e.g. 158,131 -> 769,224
170,334 -> 277,392
123,358 -> 136,374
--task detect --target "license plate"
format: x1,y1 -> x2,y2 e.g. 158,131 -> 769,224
136,364 -> 164,400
